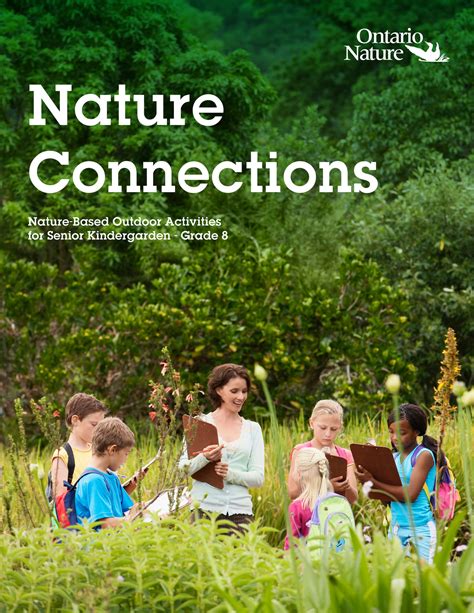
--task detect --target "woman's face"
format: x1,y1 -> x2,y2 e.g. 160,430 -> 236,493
216,376 -> 248,412
309,413 -> 342,447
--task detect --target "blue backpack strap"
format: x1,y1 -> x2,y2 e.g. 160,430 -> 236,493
64,468 -> 111,492
410,444 -> 424,466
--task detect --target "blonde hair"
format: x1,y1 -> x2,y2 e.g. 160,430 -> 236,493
310,399 -> 344,425
92,417 -> 135,455
295,448 -> 332,510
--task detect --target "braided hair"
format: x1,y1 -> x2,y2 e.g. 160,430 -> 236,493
387,403 -> 446,468
294,447 -> 333,510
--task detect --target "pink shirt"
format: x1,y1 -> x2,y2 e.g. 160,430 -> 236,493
284,498 -> 312,549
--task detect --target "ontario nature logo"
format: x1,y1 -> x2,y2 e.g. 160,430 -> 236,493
345,29 -> 449,62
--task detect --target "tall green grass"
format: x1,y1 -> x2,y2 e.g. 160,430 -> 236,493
0,413 -> 472,611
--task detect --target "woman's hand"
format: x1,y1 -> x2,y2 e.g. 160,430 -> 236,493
202,444 -> 224,462
214,461 -> 229,479
330,475 -> 350,493
354,465 -> 374,483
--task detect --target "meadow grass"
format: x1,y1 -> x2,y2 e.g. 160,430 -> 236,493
0,414 -> 472,611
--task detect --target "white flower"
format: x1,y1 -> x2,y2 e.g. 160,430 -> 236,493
461,389 -> 474,407
362,480 -> 374,497
364,534 -> 372,543
385,374 -> 401,394
117,575 -> 125,582
29,463 -> 45,479
455,544 -> 467,553
254,364 -> 268,382
452,381 -> 466,397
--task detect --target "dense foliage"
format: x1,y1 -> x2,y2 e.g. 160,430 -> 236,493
1,0 -> 473,424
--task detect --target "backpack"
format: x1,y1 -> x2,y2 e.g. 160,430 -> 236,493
46,442 -> 75,503
306,493 -> 355,558
53,469 -> 110,529
411,445 -> 460,521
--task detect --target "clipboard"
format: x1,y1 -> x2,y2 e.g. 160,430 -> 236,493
182,415 -> 224,489
350,443 -> 401,503
325,453 -> 347,480
121,452 -> 160,488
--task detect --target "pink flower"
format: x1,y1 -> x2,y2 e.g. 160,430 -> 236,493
52,410 -> 60,418
162,403 -> 170,413
160,361 -> 168,376
149,411 -> 157,422
165,386 -> 173,393
185,393 -> 193,403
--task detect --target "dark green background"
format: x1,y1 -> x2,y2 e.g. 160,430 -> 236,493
1,0 -> 473,428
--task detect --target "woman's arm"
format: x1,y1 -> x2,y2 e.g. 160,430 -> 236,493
226,423 -> 264,488
178,440 -> 223,476
355,451 -> 434,503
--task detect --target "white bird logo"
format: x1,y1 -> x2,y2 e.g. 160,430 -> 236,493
405,41 -> 449,62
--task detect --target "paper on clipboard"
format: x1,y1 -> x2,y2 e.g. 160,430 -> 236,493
142,486 -> 191,522
121,451 -> 161,488
350,443 -> 401,503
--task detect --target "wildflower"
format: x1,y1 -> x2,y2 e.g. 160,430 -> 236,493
254,364 -> 268,382
362,480 -> 374,497
172,388 -> 180,397
185,393 -> 193,403
162,403 -> 170,413
165,386 -> 173,393
455,544 -> 468,552
149,411 -> 157,422
385,374 -> 400,394
364,534 -> 372,543
160,361 -> 168,376
461,389 -> 474,406
29,463 -> 45,479
117,575 -> 125,582
52,410 -> 60,418
452,381 -> 466,397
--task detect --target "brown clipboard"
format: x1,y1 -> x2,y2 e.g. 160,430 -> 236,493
350,443 -> 401,503
325,453 -> 347,480
182,415 -> 224,489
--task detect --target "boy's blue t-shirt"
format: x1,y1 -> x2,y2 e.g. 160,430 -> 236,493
75,468 -> 134,525
391,447 -> 436,528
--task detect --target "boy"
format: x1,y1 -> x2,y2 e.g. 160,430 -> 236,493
74,417 -> 139,529
50,393 -> 107,498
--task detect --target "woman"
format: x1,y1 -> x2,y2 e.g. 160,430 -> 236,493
179,363 -> 264,531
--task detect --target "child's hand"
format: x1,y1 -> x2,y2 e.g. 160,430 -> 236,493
355,465 -> 373,483
214,461 -> 229,479
124,468 -> 148,494
331,476 -> 350,493
126,502 -> 146,522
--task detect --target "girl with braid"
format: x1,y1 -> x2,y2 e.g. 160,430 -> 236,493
355,403 -> 440,563
284,447 -> 332,549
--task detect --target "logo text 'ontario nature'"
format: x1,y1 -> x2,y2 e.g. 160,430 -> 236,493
345,29 -> 449,62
